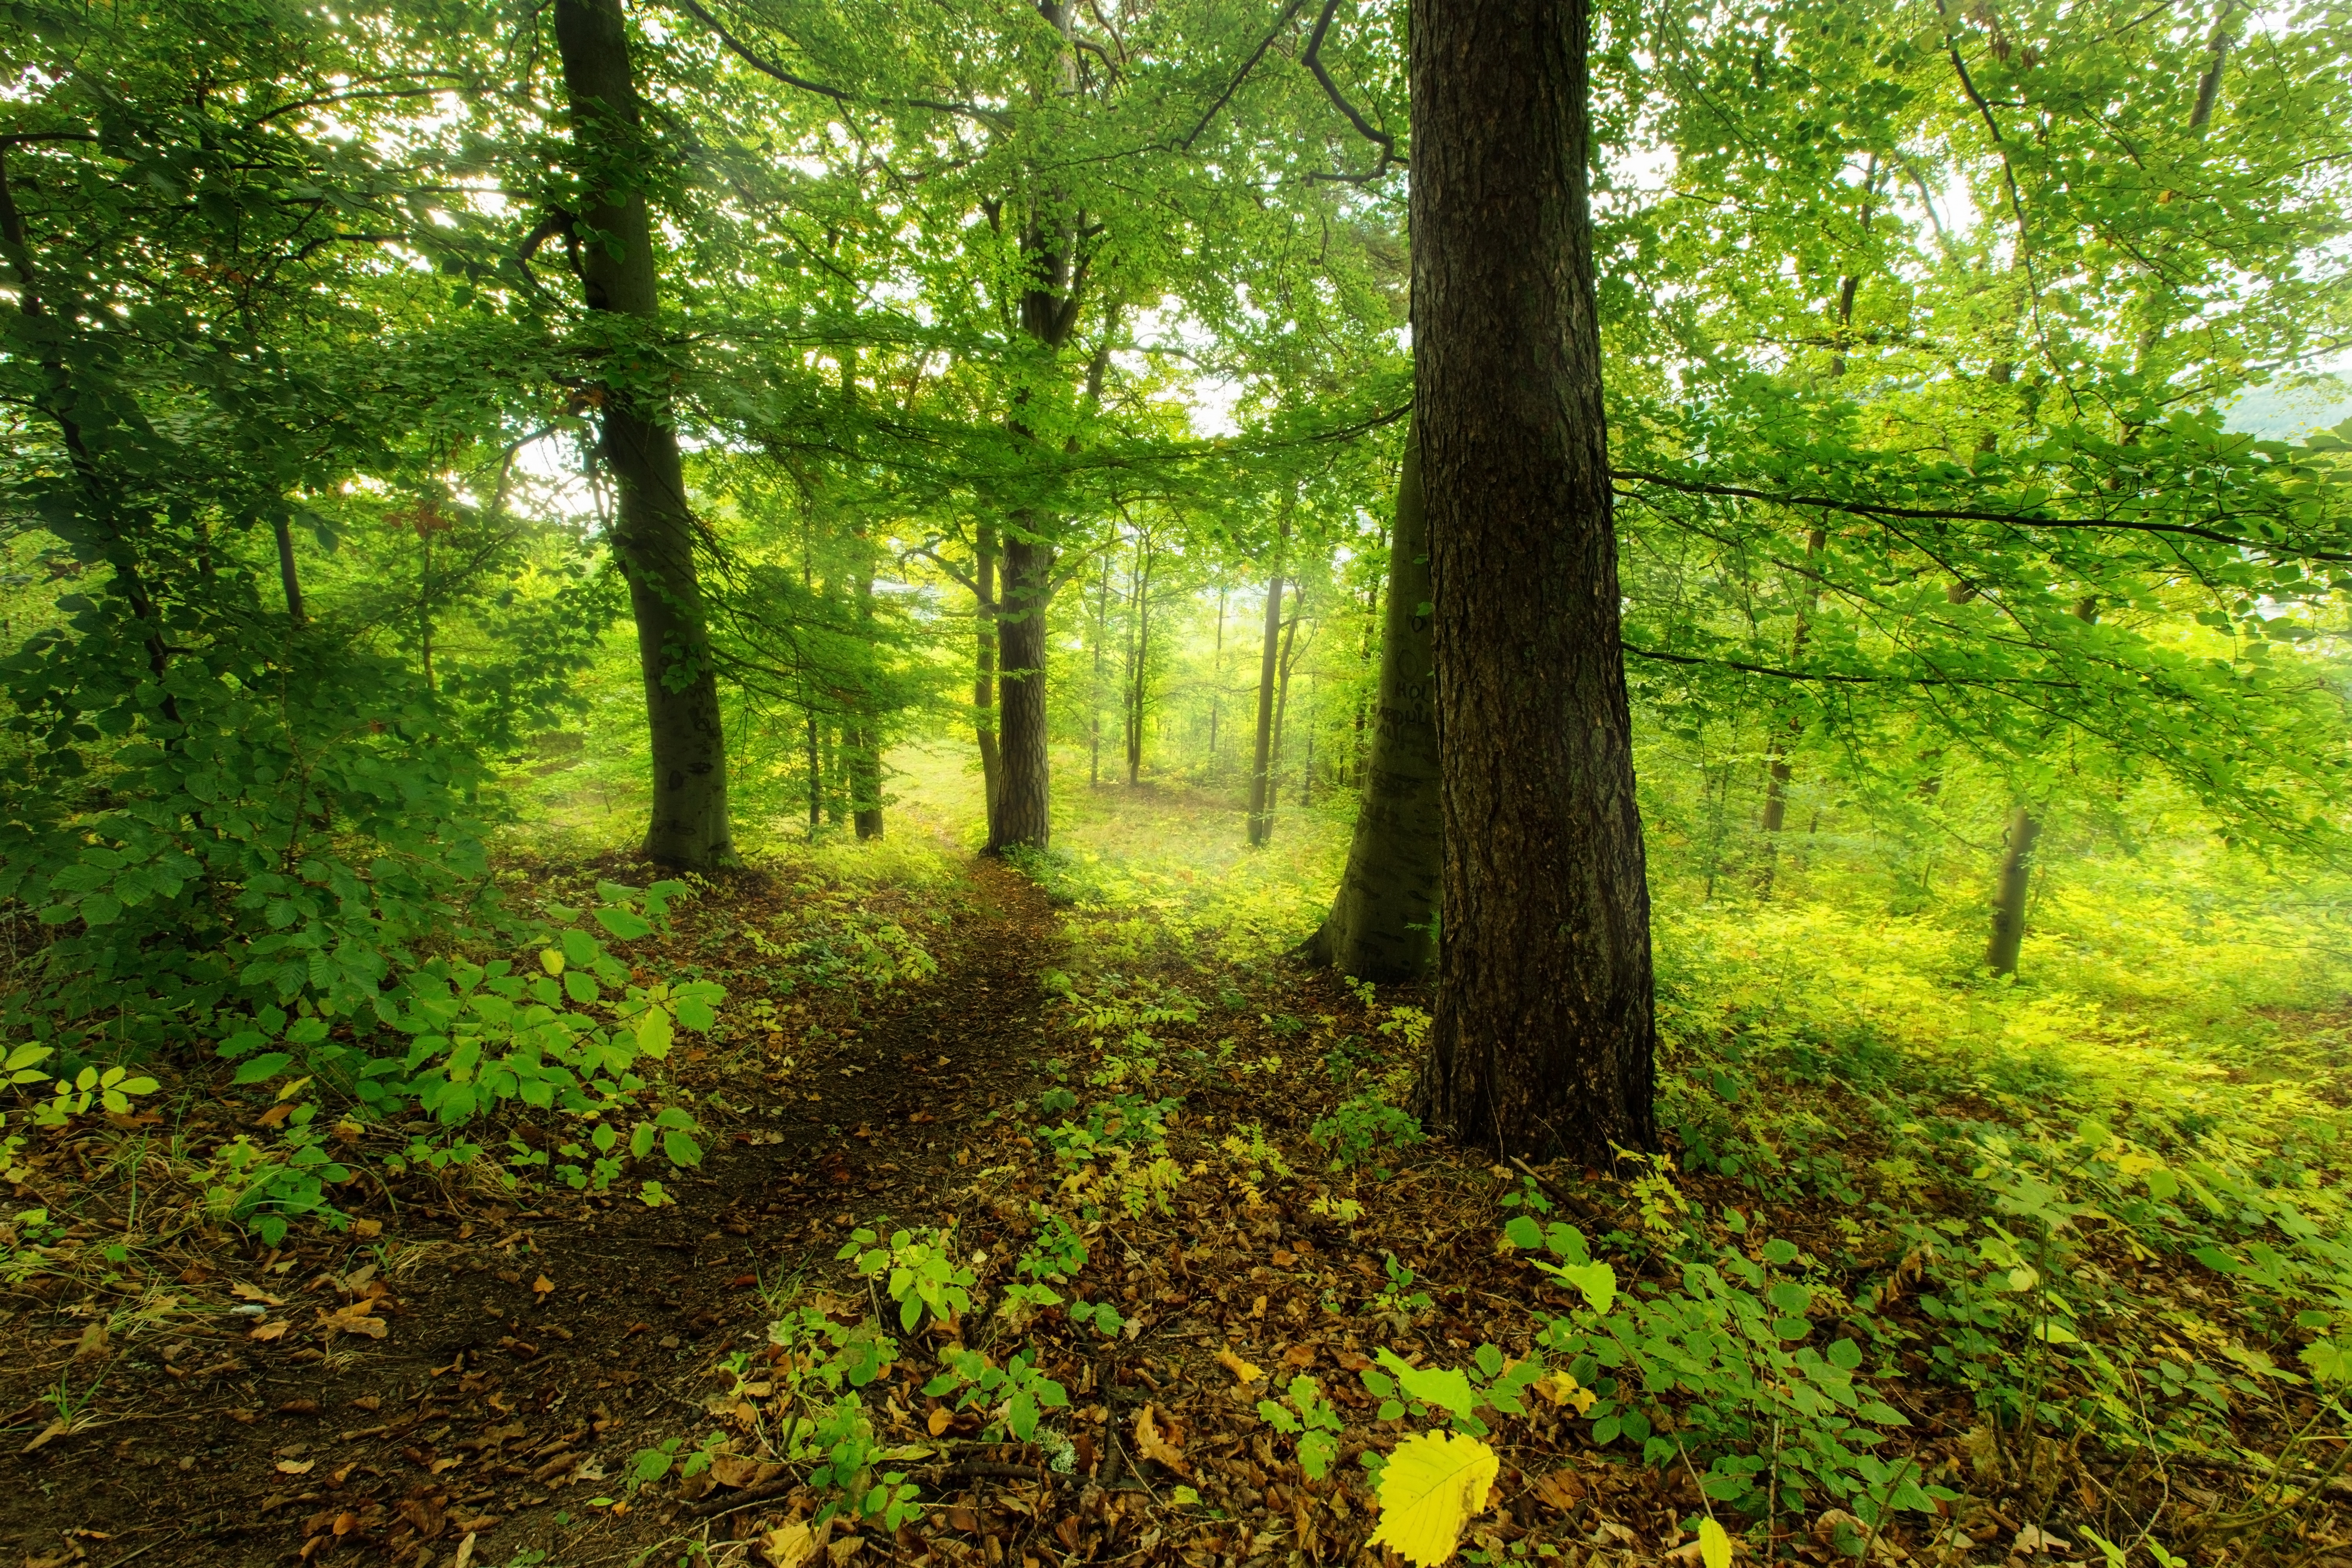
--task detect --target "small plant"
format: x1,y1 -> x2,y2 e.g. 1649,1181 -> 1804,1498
1366,1251 -> 1435,1326
924,1345 -> 1071,1441
1359,1344 -> 1547,1437
6,1044 -> 161,1128
839,1224 -> 976,1330
1256,1374 -> 1345,1477
1308,1095 -> 1424,1177
1309,1192 -> 1365,1225
997,1212 -> 1123,1338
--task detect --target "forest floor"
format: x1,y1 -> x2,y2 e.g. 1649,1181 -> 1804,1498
4,813 -> 2350,1568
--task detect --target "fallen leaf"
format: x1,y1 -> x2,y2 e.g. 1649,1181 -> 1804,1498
351,1219 -> 383,1238
450,1530 -> 478,1568
1532,1468 -> 1586,1511
1534,1369 -> 1597,1413
1281,1344 -> 1318,1368
317,1299 -> 388,1339
250,1320 -> 290,1342
231,1283 -> 285,1307
275,1458 -> 316,1475
532,1275 -> 554,1301
1215,1349 -> 1265,1385
709,1452 -> 785,1489
1370,1430 -> 1500,1568
21,1418 -> 69,1454
71,1322 -> 109,1361
927,1407 -> 953,1436
2014,1524 -> 2070,1555
256,1102 -> 295,1130
761,1520 -> 818,1568
1132,1403 -> 1191,1479
1272,1249 -> 1298,1265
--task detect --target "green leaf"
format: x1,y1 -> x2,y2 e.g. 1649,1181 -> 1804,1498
595,907 -> 653,942
661,1129 -> 702,1167
232,1053 -> 293,1085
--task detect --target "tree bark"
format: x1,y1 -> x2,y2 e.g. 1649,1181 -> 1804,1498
554,0 -> 733,868
1246,506 -> 1291,847
1309,441 -> 1440,981
987,528 -> 1054,851
1413,0 -> 1657,1160
1125,534 -> 1153,785
1987,806 -> 2040,975
975,523 -> 1002,814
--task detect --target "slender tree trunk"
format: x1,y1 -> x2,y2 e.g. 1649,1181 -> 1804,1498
987,529 -> 1054,852
1127,538 -> 1153,785
1759,525 -> 1826,866
1246,505 -> 1291,846
1310,441 -> 1439,980
805,710 -> 821,834
1987,806 -> 2040,975
975,523 -> 1001,814
1413,0 -> 1657,1160
1269,609 -> 1299,820
554,0 -> 733,867
1089,554 -> 1109,786
1209,586 -> 1225,763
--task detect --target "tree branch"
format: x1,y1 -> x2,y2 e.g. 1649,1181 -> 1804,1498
1303,0 -> 1403,174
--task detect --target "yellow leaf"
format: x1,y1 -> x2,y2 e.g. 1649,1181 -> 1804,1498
1216,1348 -> 1265,1385
760,1520 -> 817,1568
533,1274 -> 554,1301
1534,1370 -> 1596,1414
1700,1516 -> 1733,1568
1370,1430 -> 1500,1568
541,947 -> 565,976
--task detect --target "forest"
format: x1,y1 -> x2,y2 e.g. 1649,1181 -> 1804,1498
2,0 -> 2351,1565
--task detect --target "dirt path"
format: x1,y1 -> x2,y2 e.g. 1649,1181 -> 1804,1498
5,857 -> 1062,1568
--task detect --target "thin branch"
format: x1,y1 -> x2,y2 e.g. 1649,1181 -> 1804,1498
666,0 -> 1009,126
1303,0 -> 1403,173
1180,0 -> 1310,151
1611,471 -> 2352,564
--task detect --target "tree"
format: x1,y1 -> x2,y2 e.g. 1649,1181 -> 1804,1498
553,0 -> 734,868
1413,0 -> 1659,1160
1309,439 -> 1439,980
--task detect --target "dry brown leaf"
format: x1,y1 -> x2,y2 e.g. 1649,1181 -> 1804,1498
927,1406 -> 953,1436
1215,1349 -> 1265,1385
71,1322 -> 109,1361
1282,1344 -> 1318,1368
1532,1467 -> 1586,1512
275,1458 -> 316,1475
317,1299 -> 388,1339
21,1418 -> 69,1454
231,1283 -> 285,1307
532,1274 -> 554,1301
708,1452 -> 785,1489
350,1219 -> 382,1238
1132,1403 -> 1191,1479
249,1320 -> 289,1342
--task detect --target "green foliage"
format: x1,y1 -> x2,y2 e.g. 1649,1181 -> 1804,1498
1359,1344 -> 1547,1439
1308,1094 -> 1425,1176
1507,1218 -> 1951,1525
923,1347 -> 1071,1444
1256,1375 -> 1345,1479
839,1225 -> 976,1332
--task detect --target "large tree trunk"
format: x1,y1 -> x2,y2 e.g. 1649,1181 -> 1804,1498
987,529 -> 1054,852
1987,807 -> 2040,975
554,0 -> 733,868
1413,0 -> 1657,1160
975,524 -> 1002,815
1246,508 -> 1290,848
1309,441 -> 1440,981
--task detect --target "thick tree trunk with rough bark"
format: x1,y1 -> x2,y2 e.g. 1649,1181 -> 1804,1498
987,529 -> 1054,851
1987,806 -> 2040,975
1310,442 -> 1440,981
1412,0 -> 1657,1160
554,0 -> 733,868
